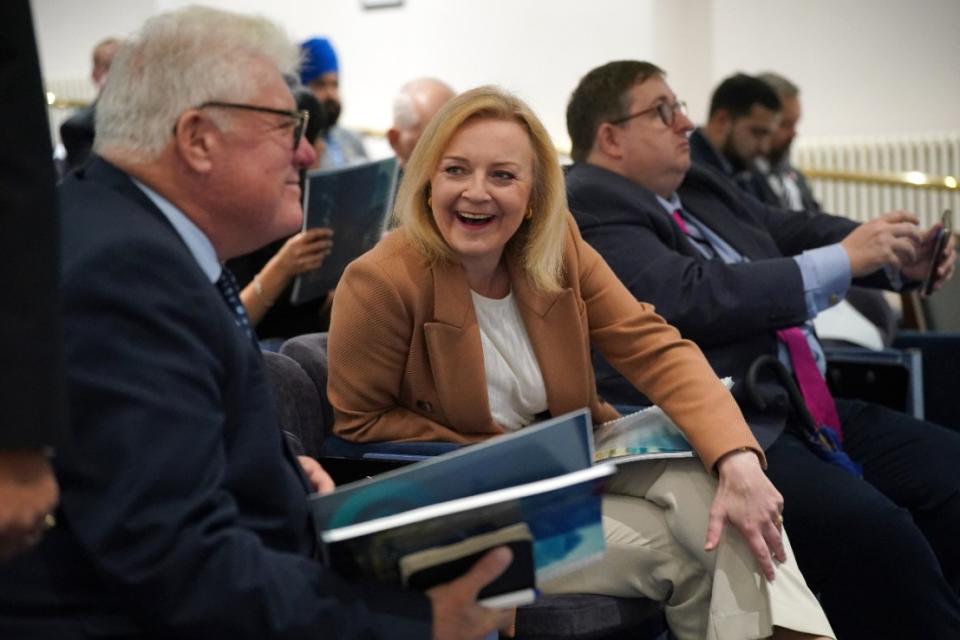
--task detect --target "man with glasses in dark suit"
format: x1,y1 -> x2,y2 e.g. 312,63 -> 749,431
565,59 -> 960,640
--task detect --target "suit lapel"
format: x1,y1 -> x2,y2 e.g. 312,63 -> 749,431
681,184 -> 775,260
423,261 -> 493,431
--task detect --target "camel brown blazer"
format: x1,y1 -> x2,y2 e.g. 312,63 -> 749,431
328,216 -> 762,471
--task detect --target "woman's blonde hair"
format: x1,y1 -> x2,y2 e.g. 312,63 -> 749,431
394,86 -> 567,292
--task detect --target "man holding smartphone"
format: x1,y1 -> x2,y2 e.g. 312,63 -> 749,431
566,60 -> 960,639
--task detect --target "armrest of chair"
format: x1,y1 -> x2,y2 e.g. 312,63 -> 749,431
824,346 -> 924,419
319,438 -> 462,485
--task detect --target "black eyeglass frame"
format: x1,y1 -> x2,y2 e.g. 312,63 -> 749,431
608,99 -> 688,128
196,101 -> 310,150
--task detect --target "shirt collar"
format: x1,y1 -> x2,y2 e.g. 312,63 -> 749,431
656,192 -> 683,216
132,179 -> 221,283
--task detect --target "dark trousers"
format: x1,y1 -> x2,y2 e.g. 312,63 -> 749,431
766,398 -> 960,639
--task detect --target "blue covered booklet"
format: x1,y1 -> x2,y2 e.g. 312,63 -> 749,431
290,156 -> 398,304
320,464 -> 614,608
309,409 -> 611,606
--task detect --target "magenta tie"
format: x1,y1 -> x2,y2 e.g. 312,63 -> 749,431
669,206 -> 844,441
776,327 -> 844,441
671,209 -> 690,235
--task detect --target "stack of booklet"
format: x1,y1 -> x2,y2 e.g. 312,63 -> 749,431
310,410 -> 613,608
309,384 -> 729,608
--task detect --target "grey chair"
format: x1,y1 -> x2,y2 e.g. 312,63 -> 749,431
264,337 -> 669,640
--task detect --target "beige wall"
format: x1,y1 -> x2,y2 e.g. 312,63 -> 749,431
32,0 -> 960,149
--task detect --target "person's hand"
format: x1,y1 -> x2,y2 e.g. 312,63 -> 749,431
0,449 -> 59,561
901,222 -> 957,293
427,546 -> 515,640
271,228 -> 334,279
841,210 -> 923,277
705,449 -> 785,581
296,456 -> 335,495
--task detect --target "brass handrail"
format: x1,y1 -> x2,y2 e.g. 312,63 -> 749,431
47,96 -> 89,109
798,167 -> 959,191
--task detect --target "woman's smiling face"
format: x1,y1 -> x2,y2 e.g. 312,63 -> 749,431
429,117 -> 534,277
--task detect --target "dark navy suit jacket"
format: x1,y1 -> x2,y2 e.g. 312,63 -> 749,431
0,158 -> 430,639
566,162 -> 887,448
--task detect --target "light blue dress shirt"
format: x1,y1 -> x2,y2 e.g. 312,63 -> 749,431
656,194 -> 851,375
133,179 -> 221,284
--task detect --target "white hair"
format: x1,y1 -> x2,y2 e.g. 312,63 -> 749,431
95,6 -> 298,161
392,77 -> 455,129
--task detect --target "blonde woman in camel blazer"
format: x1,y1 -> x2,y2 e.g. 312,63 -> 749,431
327,87 -> 833,640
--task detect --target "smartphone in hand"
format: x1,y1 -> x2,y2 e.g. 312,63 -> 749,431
923,209 -> 953,296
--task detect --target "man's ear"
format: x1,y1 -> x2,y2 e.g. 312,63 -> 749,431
712,109 -> 733,136
386,127 -> 401,156
173,110 -> 217,173
594,122 -> 624,160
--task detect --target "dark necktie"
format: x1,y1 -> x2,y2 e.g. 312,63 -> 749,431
216,268 -> 318,511
215,267 -> 256,343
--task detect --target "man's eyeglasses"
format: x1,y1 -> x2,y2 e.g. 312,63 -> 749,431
198,101 -> 310,150
609,100 -> 688,128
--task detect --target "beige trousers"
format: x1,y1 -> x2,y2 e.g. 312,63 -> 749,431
542,459 -> 834,640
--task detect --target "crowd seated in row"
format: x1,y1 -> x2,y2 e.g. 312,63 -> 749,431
4,4 -> 960,640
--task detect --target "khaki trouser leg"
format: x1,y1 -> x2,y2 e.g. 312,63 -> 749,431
546,460 -> 834,640
612,459 -> 835,640
541,494 -> 712,640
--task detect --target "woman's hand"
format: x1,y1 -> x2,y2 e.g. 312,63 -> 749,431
297,456 -> 335,495
240,228 -> 334,325
705,449 -> 785,580
272,228 -> 334,279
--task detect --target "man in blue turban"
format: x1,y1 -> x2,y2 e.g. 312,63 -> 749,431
300,37 -> 368,169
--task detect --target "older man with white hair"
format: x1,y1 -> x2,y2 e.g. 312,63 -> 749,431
0,7 -> 511,640
387,77 -> 455,168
